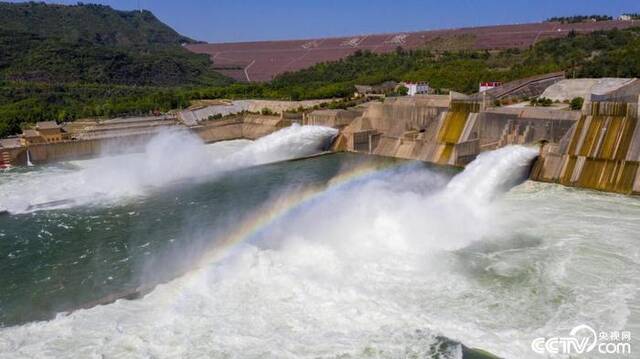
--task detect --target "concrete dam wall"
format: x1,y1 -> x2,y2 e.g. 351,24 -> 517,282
12,115 -> 287,166
337,96 -> 578,165
333,92 -> 640,195
531,101 -> 640,194
194,115 -> 288,143
26,133 -> 157,164
334,96 -> 452,162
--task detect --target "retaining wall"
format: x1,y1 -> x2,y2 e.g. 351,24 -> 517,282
26,133 -> 159,164
14,115 -> 287,165
531,101 -> 640,194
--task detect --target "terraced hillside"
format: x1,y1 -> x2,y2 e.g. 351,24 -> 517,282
186,20 -> 640,82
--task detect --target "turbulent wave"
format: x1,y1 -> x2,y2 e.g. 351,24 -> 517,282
445,145 -> 538,203
0,125 -> 337,213
0,145 -> 580,358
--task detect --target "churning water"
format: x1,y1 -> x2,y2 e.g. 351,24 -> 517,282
0,128 -> 639,359
0,124 -> 337,214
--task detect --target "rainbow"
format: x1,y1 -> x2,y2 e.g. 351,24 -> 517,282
150,157 -> 412,306
195,158 -> 408,269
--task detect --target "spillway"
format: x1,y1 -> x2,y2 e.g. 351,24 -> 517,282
0,125 -> 337,214
0,130 -> 638,358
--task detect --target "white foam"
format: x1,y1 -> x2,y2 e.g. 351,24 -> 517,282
0,145 -> 572,358
0,125 -> 337,213
445,145 -> 538,203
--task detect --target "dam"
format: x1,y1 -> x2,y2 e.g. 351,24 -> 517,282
0,99 -> 326,167
324,75 -> 640,195
3,76 -> 640,199
1,126 -> 639,358
3,76 -> 640,197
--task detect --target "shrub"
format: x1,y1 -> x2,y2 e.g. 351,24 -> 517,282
531,97 -> 553,107
395,86 -> 409,96
570,96 -> 584,110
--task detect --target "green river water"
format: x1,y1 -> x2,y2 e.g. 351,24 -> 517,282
0,128 -> 638,358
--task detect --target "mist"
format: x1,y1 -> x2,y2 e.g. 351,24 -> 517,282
0,125 -> 337,214
0,145 -> 554,358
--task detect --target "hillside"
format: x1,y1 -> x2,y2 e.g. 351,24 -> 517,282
1,5 -> 639,138
0,2 -> 229,86
266,27 -> 640,96
0,2 -> 193,46
186,19 -> 639,82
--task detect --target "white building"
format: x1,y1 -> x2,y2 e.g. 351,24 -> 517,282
618,14 -> 632,21
479,81 -> 502,93
403,82 -> 430,96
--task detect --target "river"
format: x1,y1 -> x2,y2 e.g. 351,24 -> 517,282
0,126 -> 638,358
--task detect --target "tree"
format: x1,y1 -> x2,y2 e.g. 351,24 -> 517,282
394,86 -> 409,96
570,97 -> 584,110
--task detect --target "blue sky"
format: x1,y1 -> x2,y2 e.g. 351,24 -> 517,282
11,0 -> 640,43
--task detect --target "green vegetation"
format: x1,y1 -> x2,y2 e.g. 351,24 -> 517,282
545,15 -> 613,23
0,2 -> 192,45
0,29 -> 225,86
0,82 -> 191,136
391,86 -> 409,97
530,97 -> 553,107
265,26 -> 640,98
525,27 -> 640,78
0,2 -> 229,86
0,2 -> 231,136
1,2 -> 640,137
570,96 -> 584,110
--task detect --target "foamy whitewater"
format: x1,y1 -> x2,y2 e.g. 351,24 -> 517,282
1,141 -> 639,359
0,125 -> 337,213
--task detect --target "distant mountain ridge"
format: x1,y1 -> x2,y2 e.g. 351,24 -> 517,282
0,2 -> 194,46
0,1 -> 228,86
